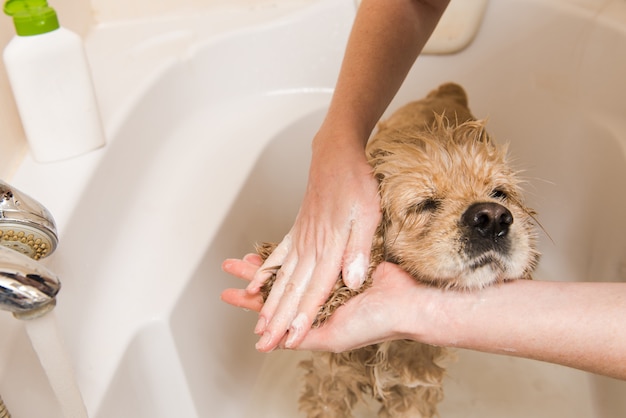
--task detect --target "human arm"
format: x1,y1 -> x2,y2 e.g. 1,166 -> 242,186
244,0 -> 451,353
222,257 -> 626,380
416,273 -> 626,381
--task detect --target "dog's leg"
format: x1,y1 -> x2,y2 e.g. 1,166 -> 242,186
377,385 -> 444,418
299,348 -> 381,418
299,353 -> 359,418
370,341 -> 446,418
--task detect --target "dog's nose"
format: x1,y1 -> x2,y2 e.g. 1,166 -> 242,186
462,202 -> 513,241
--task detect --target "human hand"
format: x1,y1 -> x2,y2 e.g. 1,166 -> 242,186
235,134 -> 381,352
221,253 -> 265,312
222,258 -> 431,352
295,261 -> 429,352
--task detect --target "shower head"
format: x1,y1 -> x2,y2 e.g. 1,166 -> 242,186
0,180 -> 58,260
0,180 -> 60,318
0,245 -> 60,318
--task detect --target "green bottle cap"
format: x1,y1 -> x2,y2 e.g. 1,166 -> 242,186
4,0 -> 60,36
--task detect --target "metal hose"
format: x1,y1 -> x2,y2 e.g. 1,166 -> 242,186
0,395 -> 11,418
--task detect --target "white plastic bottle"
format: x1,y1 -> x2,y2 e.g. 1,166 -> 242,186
3,0 -> 105,162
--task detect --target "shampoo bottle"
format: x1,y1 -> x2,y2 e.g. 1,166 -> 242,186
3,0 -> 105,162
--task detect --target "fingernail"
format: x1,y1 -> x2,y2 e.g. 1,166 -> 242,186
285,312 -> 307,348
246,282 -> 259,294
285,332 -> 298,349
344,253 -> 367,289
254,316 -> 267,335
256,332 -> 272,351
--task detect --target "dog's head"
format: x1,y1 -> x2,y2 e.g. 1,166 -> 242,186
368,116 -> 539,289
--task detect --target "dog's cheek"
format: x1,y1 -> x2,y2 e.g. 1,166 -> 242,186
385,212 -> 430,246
389,219 -> 462,280
503,213 -> 539,279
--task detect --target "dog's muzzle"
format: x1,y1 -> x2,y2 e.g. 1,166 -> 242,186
461,202 -> 513,257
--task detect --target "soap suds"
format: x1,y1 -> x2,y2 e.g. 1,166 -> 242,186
344,253 -> 367,289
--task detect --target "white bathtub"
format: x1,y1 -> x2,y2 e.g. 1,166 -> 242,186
2,0 -> 626,416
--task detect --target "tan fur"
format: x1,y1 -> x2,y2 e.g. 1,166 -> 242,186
257,83 -> 540,417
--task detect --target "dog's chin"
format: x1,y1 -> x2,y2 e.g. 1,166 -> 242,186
453,264 -> 505,289
424,252 -> 529,290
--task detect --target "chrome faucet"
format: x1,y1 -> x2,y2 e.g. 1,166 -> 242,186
0,180 -> 60,319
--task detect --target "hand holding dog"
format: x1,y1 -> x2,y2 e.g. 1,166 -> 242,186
223,255 -> 626,380
223,256 -> 421,352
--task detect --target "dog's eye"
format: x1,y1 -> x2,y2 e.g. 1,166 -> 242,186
490,189 -> 509,200
412,198 -> 440,213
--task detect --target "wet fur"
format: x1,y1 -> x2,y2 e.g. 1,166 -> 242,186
257,83 -> 539,417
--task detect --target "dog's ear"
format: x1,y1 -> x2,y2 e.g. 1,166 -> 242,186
427,82 -> 469,108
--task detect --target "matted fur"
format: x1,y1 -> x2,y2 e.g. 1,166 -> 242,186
257,83 -> 539,417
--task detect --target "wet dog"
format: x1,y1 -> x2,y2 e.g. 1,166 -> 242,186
257,83 -> 540,417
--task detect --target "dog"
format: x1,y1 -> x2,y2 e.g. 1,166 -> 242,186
256,83 -> 540,417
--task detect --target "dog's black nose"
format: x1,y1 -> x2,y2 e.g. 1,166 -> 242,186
462,202 -> 513,241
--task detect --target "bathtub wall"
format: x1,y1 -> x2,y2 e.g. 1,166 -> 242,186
0,0 -> 617,178
0,0 -> 315,179
90,0 -> 316,21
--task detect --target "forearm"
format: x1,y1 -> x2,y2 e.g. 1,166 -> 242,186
413,280 -> 626,380
317,0 -> 450,147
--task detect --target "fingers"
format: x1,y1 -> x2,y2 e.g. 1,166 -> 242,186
343,224 -> 379,290
342,193 -> 381,290
220,288 -> 263,312
242,253 -> 264,265
254,253 -> 316,351
295,300 -> 370,353
253,231 -> 347,351
343,251 -> 369,290
253,250 -> 302,332
246,212 -> 380,351
283,256 -> 343,348
296,326 -> 345,353
221,254 -> 265,312
221,228 -> 378,352
247,235 -> 292,294
221,254 -> 263,283
296,262 -> 422,352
